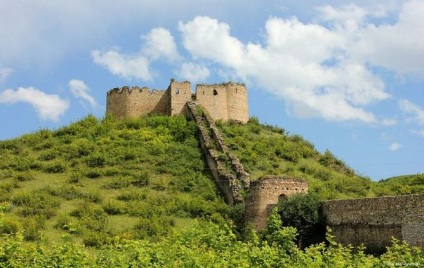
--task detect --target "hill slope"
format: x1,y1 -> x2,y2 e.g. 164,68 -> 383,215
0,115 -> 229,246
0,114 -> 423,246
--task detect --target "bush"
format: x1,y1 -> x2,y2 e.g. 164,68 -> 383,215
44,162 -> 67,173
278,193 -> 326,248
14,172 -> 35,182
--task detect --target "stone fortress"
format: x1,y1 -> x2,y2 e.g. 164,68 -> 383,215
107,79 -> 424,252
107,80 -> 248,123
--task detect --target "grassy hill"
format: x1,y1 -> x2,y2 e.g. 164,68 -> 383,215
0,114 -> 423,266
217,118 -> 423,199
0,115 -> 229,246
1,114 -> 423,246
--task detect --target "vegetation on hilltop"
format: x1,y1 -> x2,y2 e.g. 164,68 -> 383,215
1,114 -> 423,266
217,117 -> 424,199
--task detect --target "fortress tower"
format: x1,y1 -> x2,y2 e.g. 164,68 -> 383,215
106,80 -> 249,123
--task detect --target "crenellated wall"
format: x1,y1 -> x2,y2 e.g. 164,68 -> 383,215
106,80 -> 249,123
322,194 -> 424,251
106,86 -> 168,119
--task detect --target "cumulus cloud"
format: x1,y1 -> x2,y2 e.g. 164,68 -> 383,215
92,49 -> 152,80
69,79 -> 97,108
90,1 -> 423,124
178,14 -> 390,123
178,16 -> 245,67
142,28 -> 179,61
389,142 -> 402,151
176,62 -> 210,83
0,87 -> 69,121
0,68 -> 13,84
355,0 -> 424,75
92,27 -> 181,81
399,99 -> 424,125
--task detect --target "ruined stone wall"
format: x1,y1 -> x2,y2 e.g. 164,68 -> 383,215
245,176 -> 308,230
106,86 -> 168,119
186,102 -> 245,206
106,87 -> 130,118
322,194 -> 424,251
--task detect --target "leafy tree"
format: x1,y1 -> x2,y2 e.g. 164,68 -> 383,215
278,193 -> 326,248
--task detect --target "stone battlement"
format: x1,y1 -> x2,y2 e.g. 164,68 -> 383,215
106,80 -> 249,123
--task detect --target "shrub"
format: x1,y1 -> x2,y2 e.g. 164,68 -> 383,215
277,193 -> 325,248
55,214 -> 80,234
103,176 -> 132,189
86,154 -> 106,168
22,216 -> 45,241
14,171 -> 35,182
117,189 -> 148,201
0,216 -> 20,235
102,200 -> 127,215
70,203 -> 107,232
132,216 -> 173,239
38,150 -> 58,161
85,169 -> 102,179
44,162 -> 67,173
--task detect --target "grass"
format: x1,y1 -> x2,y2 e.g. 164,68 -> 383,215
0,114 -> 422,248
0,115 -> 228,247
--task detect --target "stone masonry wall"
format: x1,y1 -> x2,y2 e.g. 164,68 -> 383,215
226,83 -> 249,123
169,81 -> 192,116
186,102 -> 245,206
322,194 -> 424,251
195,82 -> 248,123
245,176 -> 308,230
106,86 -> 168,119
107,81 -> 249,123
196,84 -> 229,121
188,102 -> 308,229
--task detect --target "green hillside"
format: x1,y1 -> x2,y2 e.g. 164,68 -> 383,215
217,118 -> 423,199
1,114 -> 423,246
0,115 -> 229,246
0,114 -> 423,266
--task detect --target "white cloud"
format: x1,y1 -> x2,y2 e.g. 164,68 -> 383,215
89,1 -> 422,124
389,142 -> 402,151
355,0 -> 424,75
178,14 -> 390,123
92,49 -> 152,81
176,62 -> 210,83
399,99 -> 424,125
92,27 -> 182,81
0,87 -> 69,121
69,79 -> 97,108
178,16 -> 245,67
142,28 -> 179,61
0,68 -> 13,84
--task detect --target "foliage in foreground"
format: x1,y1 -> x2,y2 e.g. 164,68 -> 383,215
1,208 -> 423,267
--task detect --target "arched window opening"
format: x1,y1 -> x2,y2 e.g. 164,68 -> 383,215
278,194 -> 288,203
175,88 -> 179,94
213,89 -> 218,95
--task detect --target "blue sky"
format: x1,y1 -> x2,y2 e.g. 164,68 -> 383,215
0,0 -> 423,180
